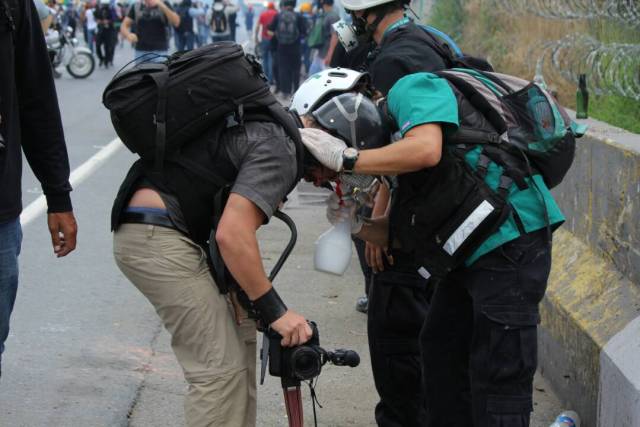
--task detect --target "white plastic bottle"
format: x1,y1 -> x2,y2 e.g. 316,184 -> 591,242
550,411 -> 580,427
314,212 -> 353,276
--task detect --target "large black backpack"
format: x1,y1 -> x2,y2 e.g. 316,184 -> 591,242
103,42 -> 303,179
276,10 -> 299,45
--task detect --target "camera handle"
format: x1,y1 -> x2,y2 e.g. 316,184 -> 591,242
260,210 -> 305,427
268,210 -> 298,282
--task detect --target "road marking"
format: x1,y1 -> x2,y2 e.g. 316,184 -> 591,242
20,138 -> 124,226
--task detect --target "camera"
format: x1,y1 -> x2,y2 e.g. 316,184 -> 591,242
261,321 -> 360,384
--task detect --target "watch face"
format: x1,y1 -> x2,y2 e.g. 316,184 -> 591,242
344,147 -> 358,159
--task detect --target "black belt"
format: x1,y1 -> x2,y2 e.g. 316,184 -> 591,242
120,211 -> 178,230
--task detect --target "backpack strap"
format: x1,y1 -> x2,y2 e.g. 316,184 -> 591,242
149,69 -> 170,177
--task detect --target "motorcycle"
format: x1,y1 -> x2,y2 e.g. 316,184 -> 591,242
46,22 -> 95,79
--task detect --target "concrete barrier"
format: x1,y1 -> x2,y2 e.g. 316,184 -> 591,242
538,113 -> 640,427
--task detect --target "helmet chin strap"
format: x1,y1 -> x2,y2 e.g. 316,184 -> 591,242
351,6 -> 390,44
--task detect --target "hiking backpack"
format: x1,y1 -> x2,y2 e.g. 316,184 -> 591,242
102,42 -> 304,186
276,10 -> 299,45
210,5 -> 227,33
437,68 -> 586,189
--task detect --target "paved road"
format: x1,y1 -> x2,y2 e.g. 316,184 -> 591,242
0,33 -> 563,427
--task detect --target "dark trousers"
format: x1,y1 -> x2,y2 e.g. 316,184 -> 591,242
276,45 -> 301,96
421,230 -> 551,427
0,218 -> 22,374
175,31 -> 195,51
368,253 -> 430,426
96,28 -> 116,65
353,206 -> 373,296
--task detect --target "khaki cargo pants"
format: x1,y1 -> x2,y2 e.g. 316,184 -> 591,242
114,224 -> 257,427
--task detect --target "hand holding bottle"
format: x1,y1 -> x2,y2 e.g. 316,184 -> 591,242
325,192 -> 363,234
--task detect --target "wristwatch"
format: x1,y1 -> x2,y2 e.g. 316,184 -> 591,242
342,147 -> 359,173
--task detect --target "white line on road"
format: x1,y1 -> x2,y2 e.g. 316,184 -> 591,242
20,138 -> 124,227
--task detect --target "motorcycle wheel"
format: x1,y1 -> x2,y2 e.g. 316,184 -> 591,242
66,52 -> 95,79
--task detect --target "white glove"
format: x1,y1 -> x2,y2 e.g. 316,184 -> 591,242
325,192 -> 364,234
299,128 -> 347,172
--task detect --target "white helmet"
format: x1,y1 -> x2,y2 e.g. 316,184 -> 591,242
340,0 -> 394,11
290,68 -> 369,116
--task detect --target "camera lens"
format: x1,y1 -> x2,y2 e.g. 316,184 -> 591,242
290,347 -> 322,380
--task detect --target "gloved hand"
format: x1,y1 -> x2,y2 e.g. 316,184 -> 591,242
325,192 -> 364,234
299,128 -> 347,172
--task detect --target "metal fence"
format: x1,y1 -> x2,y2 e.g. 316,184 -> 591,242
487,0 -> 640,101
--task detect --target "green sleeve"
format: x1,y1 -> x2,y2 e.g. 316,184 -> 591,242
387,73 -> 459,136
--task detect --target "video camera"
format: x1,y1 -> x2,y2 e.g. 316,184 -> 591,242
260,321 -> 360,386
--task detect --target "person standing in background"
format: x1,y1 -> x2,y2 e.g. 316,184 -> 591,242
268,0 -> 306,98
95,0 -> 118,67
120,0 -> 180,62
308,0 -> 338,74
244,4 -> 253,33
227,3 -> 237,41
254,1 -> 276,85
81,1 -> 97,55
193,1 -> 208,47
207,0 -> 238,43
299,2 -> 313,76
174,0 -> 197,51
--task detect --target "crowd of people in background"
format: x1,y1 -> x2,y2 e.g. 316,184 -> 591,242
41,0 -> 345,99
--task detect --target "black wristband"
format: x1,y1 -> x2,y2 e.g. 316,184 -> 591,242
252,287 -> 288,325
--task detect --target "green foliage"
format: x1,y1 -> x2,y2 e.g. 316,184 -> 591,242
428,0 -> 466,40
589,94 -> 640,134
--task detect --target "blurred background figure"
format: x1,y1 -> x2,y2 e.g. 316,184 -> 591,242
254,1 -> 277,85
268,0 -> 306,98
299,1 -> 313,76
95,0 -> 119,67
174,0 -> 198,51
208,0 -> 238,43
308,0 -> 338,74
81,1 -> 97,55
244,4 -> 254,33
120,0 -> 181,62
193,1 -> 209,47
62,3 -> 79,38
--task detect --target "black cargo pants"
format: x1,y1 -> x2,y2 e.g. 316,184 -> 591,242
421,229 -> 551,427
368,252 -> 430,427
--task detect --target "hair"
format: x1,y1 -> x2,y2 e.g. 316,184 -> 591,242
300,115 -> 323,172
321,0 -> 334,6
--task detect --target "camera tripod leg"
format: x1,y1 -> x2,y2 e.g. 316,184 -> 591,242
283,385 -> 304,427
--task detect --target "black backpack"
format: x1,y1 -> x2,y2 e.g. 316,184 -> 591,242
276,10 -> 299,45
103,42 -> 303,187
210,6 -> 227,33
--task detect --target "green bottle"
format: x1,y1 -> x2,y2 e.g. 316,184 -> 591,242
576,74 -> 589,119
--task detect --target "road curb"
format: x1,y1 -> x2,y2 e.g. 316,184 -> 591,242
538,115 -> 640,427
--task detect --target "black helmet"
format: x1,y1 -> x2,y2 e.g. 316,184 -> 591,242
312,92 -> 390,151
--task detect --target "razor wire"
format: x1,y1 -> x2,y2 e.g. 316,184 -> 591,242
488,0 -> 640,27
535,33 -> 640,100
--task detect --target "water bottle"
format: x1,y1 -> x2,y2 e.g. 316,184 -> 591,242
314,209 -> 353,276
550,410 -> 580,427
576,74 -> 589,119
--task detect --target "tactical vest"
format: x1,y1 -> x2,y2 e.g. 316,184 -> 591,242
388,83 -> 537,281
